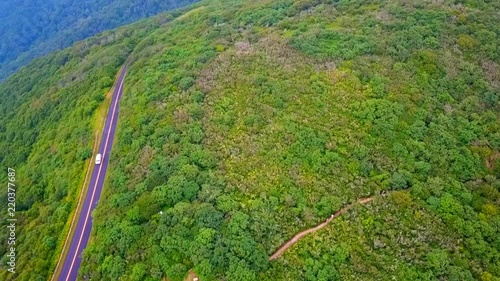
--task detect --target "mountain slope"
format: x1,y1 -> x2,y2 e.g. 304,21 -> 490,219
0,7 -> 195,280
0,0 -> 200,81
84,0 -> 500,280
1,0 -> 500,280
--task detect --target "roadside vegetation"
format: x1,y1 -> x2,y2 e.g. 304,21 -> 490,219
1,0 -> 499,280
0,16 -> 171,281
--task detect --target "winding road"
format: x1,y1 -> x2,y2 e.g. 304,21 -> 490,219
55,67 -> 127,281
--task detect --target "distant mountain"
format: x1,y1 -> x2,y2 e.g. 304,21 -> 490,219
0,0 -> 199,81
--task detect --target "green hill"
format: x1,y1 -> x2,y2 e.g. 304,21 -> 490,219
0,0 -> 200,81
1,0 -> 500,280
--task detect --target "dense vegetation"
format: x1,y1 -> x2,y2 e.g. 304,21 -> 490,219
2,0 -> 500,280
0,9 -> 194,280
0,0 -> 200,81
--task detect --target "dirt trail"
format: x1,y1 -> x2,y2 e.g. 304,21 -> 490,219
269,197 -> 374,261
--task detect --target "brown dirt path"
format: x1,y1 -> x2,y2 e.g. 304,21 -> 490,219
269,197 -> 374,261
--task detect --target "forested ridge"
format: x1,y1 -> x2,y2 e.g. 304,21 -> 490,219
1,0 -> 500,280
0,7 -> 195,280
0,0 -> 200,81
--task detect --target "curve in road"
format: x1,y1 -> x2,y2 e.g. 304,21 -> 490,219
57,67 -> 127,281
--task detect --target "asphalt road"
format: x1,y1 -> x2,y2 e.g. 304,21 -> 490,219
58,67 -> 127,281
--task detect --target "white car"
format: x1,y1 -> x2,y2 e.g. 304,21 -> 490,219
95,153 -> 102,165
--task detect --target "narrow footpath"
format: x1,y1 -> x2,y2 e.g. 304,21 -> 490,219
269,197 -> 374,261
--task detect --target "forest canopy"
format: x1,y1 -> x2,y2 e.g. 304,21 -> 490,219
0,0 -> 499,280
0,0 -> 200,81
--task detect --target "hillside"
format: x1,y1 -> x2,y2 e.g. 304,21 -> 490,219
1,0 -> 500,280
0,7 -> 194,280
0,0 -> 200,81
